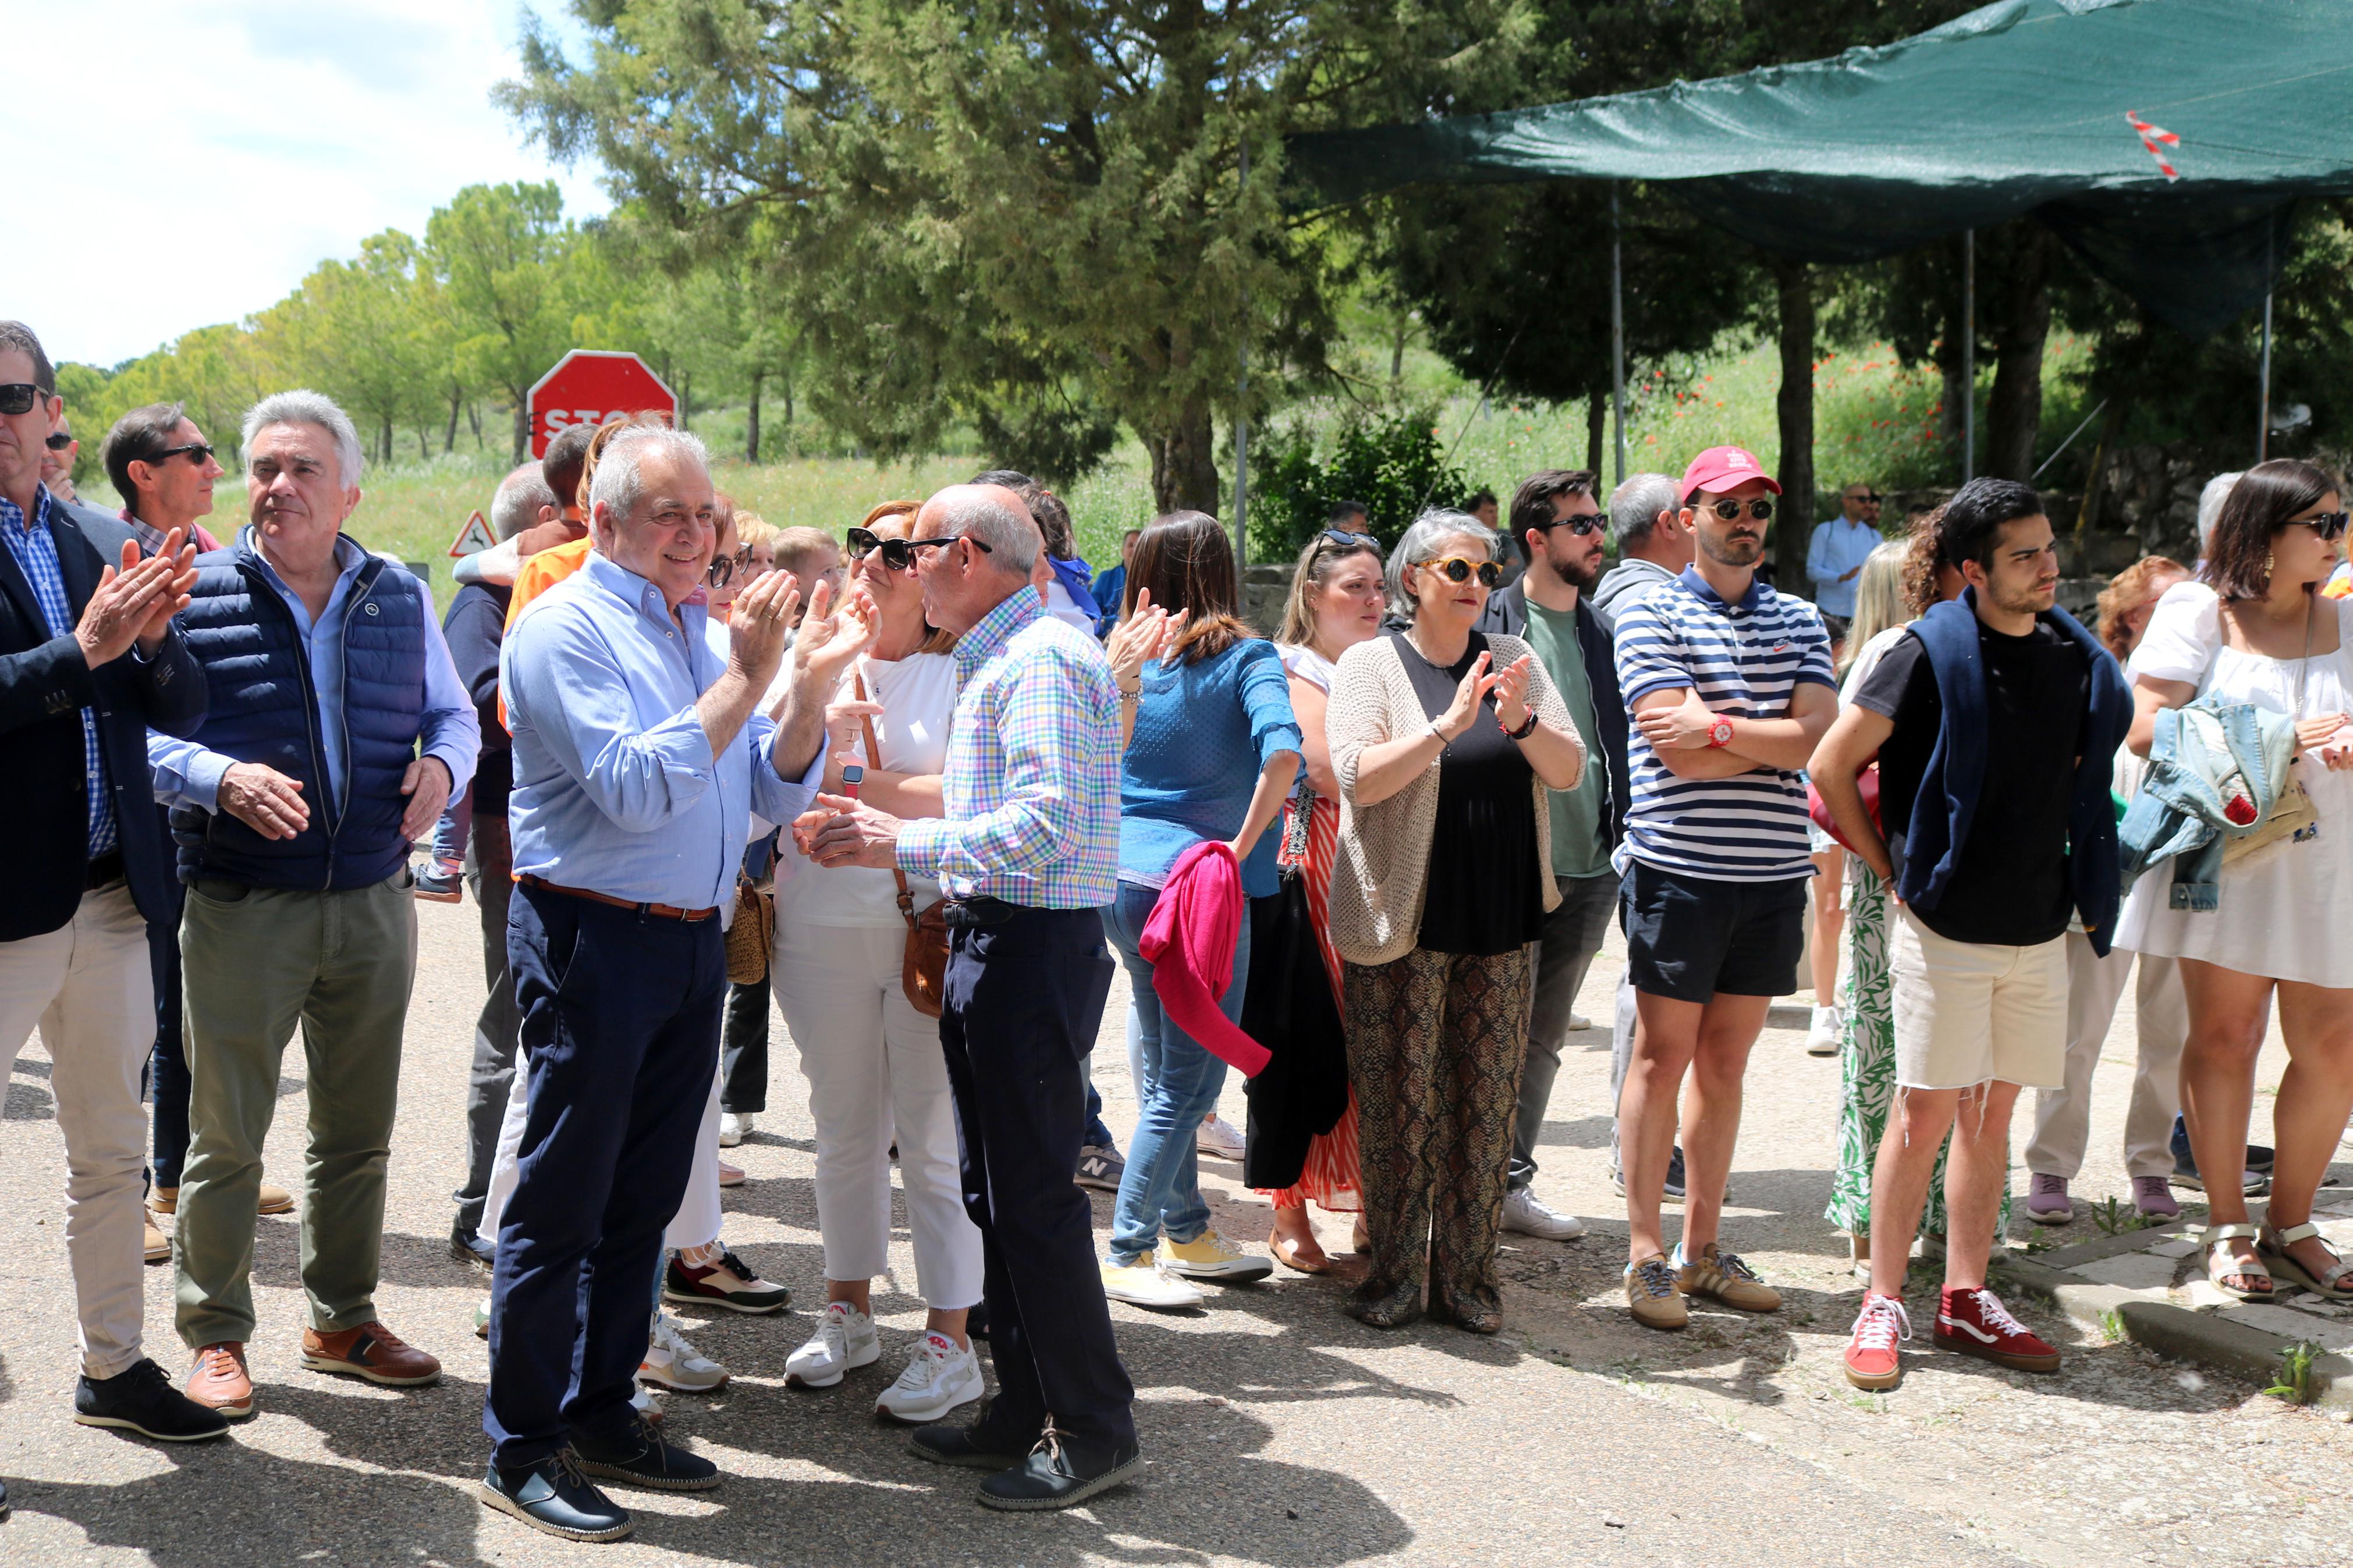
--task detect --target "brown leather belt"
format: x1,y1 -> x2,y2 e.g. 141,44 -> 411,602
518,874 -> 718,922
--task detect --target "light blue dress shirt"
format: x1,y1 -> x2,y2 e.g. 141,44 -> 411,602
1806,515 -> 1883,620
502,552 -> 821,911
147,531 -> 478,811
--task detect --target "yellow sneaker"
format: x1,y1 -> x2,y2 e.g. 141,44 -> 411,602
1100,1260 -> 1205,1310
1675,1242 -> 1780,1313
1159,1231 -> 1273,1283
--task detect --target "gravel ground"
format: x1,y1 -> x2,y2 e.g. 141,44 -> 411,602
0,894 -> 2343,1567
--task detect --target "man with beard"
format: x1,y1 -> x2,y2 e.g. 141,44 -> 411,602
1611,446 -> 1837,1330
1477,470 -> 1628,1242
1811,478 -> 2127,1391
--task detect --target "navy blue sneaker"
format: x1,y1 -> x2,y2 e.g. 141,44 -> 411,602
2171,1115 -> 2270,1194
572,1416 -> 719,1493
478,1450 -> 630,1541
449,1219 -> 494,1271
73,1359 -> 230,1443
977,1429 -> 1143,1512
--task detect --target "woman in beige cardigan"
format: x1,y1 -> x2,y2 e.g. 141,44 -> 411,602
1326,510 -> 1586,1331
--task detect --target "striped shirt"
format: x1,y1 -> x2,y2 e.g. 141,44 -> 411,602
1,488 -> 117,860
895,585 -> 1121,909
1613,567 -> 1834,881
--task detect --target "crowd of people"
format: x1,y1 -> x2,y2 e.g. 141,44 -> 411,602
3,303 -> 2340,1540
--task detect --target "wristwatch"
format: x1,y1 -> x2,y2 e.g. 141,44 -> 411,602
1704,715 -> 1735,748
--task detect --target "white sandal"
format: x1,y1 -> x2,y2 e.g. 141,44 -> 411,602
2260,1222 -> 2353,1300
2203,1223 -> 2274,1300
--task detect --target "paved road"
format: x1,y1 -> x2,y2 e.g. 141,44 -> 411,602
0,894 -> 2341,1566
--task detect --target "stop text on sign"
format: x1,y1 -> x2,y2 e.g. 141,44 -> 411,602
526,350 -> 678,460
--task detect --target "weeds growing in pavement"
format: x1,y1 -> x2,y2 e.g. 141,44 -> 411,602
2100,1307 -> 2128,1343
2092,1196 -> 2160,1237
2266,1341 -> 2322,1406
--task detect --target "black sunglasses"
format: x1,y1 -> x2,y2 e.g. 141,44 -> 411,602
847,525 -> 920,571
44,431 -> 72,450
0,383 -> 46,417
1707,498 -> 1776,522
1535,511 -> 1606,537
907,532 -> 994,558
1316,527 -> 1382,554
151,442 -> 215,467
2300,510 -> 2350,541
1847,491 -> 1883,505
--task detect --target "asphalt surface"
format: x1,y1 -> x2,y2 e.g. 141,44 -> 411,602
1,892 -> 2341,1566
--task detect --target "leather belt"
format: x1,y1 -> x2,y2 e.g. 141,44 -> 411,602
518,874 -> 718,922
84,850 -> 125,890
940,895 -> 1017,929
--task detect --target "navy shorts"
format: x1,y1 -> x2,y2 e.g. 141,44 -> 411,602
1619,859 -> 1808,1004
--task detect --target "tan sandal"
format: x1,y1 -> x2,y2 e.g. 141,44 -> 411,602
1268,1226 -> 1331,1275
2259,1222 -> 2353,1299
2202,1222 -> 2274,1300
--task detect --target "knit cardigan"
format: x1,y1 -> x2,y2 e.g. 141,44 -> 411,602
1326,631 -> 1582,967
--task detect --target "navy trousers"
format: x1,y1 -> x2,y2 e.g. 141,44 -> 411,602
938,905 -> 1136,1450
484,883 -> 723,1470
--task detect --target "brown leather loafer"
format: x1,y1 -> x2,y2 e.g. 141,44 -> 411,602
143,1209 -> 171,1265
301,1322 -> 441,1387
187,1342 -> 255,1419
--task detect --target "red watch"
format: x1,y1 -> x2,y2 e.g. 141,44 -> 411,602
1704,715 -> 1735,748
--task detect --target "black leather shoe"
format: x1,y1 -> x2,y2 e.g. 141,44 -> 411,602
572,1417 -> 719,1492
977,1431 -> 1142,1512
907,1421 -> 1031,1470
479,1451 -> 631,1541
74,1358 -> 232,1442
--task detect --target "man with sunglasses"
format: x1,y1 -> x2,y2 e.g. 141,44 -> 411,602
1474,470 -> 1630,1242
0,321 -> 223,1447
40,410 -> 84,506
1807,483 -> 1885,643
1612,445 -> 1838,1331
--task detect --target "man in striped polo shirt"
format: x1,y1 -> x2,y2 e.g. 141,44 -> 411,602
1610,446 -> 1837,1331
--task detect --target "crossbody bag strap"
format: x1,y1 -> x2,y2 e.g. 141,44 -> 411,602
854,669 -> 921,931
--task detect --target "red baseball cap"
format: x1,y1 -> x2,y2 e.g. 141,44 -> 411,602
1680,445 -> 1781,503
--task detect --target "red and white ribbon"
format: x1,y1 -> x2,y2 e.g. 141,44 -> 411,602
2127,111 -> 2181,181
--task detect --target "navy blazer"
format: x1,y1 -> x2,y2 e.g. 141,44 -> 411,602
0,496 -> 207,940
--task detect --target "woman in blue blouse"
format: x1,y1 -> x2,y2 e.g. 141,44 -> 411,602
1098,511 -> 1303,1309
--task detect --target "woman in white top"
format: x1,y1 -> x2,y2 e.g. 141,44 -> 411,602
773,501 -> 988,1418
2117,460 -> 2353,1302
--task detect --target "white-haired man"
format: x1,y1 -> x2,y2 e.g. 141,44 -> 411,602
482,425 -> 863,1541
147,390 -> 480,1418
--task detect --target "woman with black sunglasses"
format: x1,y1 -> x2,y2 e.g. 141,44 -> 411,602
1322,510 -> 1585,1332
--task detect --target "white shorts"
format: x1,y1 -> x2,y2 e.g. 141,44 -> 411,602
1890,909 -> 2068,1091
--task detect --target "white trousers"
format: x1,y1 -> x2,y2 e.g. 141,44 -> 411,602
478,1050 -> 725,1255
771,922 -> 982,1309
0,885 -> 154,1378
2025,934 -> 2188,1181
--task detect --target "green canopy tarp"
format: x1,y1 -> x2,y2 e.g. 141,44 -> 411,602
1287,0 -> 2353,336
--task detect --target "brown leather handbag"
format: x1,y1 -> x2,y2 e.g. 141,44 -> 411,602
856,674 -> 951,1018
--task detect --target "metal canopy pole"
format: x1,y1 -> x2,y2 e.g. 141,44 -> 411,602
1961,229 -> 1976,484
2258,222 -> 2275,464
1232,141 -> 1249,565
1611,183 -> 1627,485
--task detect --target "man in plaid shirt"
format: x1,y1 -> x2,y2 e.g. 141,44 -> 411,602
805,483 -> 1137,1513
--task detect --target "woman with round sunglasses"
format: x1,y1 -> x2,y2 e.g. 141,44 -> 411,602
2114,459 -> 2353,1303
1323,510 -> 1585,1331
1254,529 -> 1387,1272
769,499 -> 988,1421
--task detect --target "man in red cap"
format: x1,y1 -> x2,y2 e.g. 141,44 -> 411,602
1608,446 -> 1838,1330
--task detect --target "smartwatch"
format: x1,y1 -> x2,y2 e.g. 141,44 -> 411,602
1705,716 -> 1735,749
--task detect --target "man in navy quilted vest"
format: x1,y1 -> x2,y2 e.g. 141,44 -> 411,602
147,389 -> 479,1420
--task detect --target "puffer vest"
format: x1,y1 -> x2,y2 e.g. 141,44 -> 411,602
171,538 -> 426,890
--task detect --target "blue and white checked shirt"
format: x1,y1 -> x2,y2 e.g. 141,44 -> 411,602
1,488 -> 117,859
896,585 -> 1120,909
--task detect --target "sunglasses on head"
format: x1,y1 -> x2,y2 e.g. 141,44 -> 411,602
1705,497 -> 1775,523
0,383 -> 47,417
44,431 -> 72,451
1421,556 -> 1502,589
847,525 -> 921,571
2299,510 -> 2351,541
1316,526 -> 1382,553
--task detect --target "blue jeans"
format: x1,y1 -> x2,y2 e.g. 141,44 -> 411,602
1100,880 -> 1250,1264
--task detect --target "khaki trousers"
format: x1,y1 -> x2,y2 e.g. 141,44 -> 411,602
0,884 -> 155,1378
174,873 -> 416,1349
2026,933 -> 2188,1181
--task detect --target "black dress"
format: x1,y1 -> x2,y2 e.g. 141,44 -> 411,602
1390,630 -> 1544,957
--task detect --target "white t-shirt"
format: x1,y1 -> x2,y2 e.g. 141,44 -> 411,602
772,649 -> 957,928
1277,641 -> 1338,694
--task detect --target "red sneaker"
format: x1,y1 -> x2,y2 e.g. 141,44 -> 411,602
1842,1292 -> 1910,1390
1935,1286 -> 2060,1373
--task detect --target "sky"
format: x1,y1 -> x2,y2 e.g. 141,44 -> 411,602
8,1 -> 609,369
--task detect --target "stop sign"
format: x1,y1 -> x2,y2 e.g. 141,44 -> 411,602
526,350 -> 677,459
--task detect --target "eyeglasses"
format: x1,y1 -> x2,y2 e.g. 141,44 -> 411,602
1705,498 -> 1776,522
44,431 -> 72,451
152,442 -> 215,467
907,533 -> 994,559
0,383 -> 45,417
1420,556 -> 1502,589
2298,511 -> 2351,541
847,525 -> 919,571
1535,511 -> 1606,536
706,545 -> 753,589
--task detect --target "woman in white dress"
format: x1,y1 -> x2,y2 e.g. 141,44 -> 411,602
2117,460 -> 2353,1301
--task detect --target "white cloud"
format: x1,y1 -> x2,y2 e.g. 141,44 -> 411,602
6,0 -> 609,367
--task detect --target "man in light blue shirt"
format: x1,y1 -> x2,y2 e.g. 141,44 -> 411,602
480,424 -> 866,1538
1806,482 -> 1884,637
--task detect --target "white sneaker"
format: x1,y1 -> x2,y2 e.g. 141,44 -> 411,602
1101,1259 -> 1206,1310
874,1331 -> 985,1423
640,1311 -> 729,1392
1159,1229 -> 1274,1282
718,1111 -> 754,1147
1195,1112 -> 1247,1161
1566,1011 -> 1595,1032
1500,1186 -> 1587,1241
631,1380 -> 667,1427
1805,1004 -> 1843,1057
786,1302 -> 881,1389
